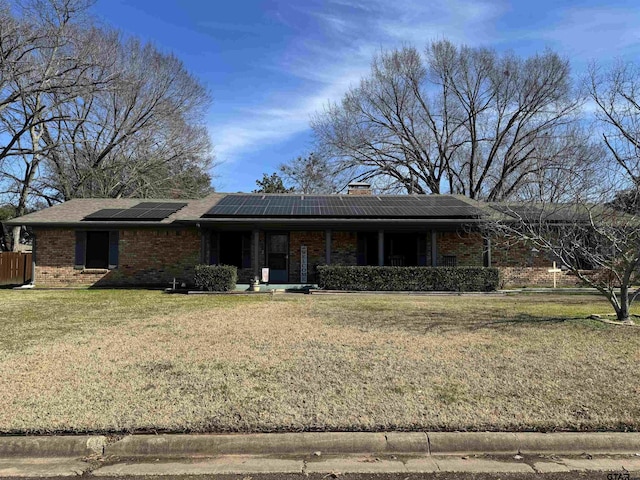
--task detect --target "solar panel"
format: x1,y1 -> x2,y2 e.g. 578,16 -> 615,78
83,202 -> 187,221
203,194 -> 481,218
129,202 -> 167,209
83,209 -> 126,220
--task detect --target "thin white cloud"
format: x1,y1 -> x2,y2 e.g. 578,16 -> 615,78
213,72 -> 362,161
528,7 -> 640,60
373,0 -> 503,45
211,0 -> 504,163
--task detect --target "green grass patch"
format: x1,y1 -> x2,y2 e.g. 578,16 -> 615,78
0,290 -> 264,353
0,290 -> 638,434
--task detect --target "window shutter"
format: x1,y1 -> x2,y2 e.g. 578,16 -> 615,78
108,231 -> 119,269
74,231 -> 86,269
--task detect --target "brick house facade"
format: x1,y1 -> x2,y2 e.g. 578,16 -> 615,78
35,227 -> 200,287
8,190 -> 588,289
30,225 -> 580,288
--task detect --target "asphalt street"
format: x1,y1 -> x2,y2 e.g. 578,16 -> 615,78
0,472 -> 628,480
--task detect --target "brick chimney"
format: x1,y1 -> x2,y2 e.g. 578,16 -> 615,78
347,182 -> 372,195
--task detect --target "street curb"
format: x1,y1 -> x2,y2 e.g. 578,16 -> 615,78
0,435 -> 106,458
92,432 -> 640,457
101,432 -> 640,457
516,432 -> 640,454
105,433 -> 391,456
1,432 -> 640,458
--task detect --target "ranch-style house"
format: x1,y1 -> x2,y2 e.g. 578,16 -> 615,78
6,183 -> 580,288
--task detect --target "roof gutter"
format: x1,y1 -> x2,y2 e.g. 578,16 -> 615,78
7,217 -> 486,228
188,217 -> 481,223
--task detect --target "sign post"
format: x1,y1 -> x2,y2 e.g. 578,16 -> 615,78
547,261 -> 562,288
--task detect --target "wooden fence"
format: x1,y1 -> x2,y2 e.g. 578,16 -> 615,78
0,252 -> 33,286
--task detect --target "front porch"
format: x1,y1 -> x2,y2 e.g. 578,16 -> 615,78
200,226 -> 488,284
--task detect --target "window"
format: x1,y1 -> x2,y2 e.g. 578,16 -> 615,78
86,232 -> 109,268
441,255 -> 457,267
217,232 -> 251,269
75,231 -> 119,269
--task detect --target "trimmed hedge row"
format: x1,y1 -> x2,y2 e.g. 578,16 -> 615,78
317,265 -> 499,292
194,264 -> 237,291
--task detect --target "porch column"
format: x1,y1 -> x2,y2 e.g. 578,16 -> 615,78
431,230 -> 438,267
325,229 -> 332,265
252,229 -> 260,278
378,230 -> 384,266
199,229 -> 207,264
31,233 -> 36,285
485,236 -> 492,267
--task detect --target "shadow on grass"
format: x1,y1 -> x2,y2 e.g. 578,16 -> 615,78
470,313 -> 574,329
319,307 -> 597,335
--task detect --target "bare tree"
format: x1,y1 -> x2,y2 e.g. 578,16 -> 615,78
279,153 -> 338,194
39,36 -> 213,201
0,0 -> 214,250
0,0 -> 109,249
587,60 -> 640,189
513,125 -> 606,203
485,196 -> 639,323
312,41 -> 584,200
483,60 -> 640,324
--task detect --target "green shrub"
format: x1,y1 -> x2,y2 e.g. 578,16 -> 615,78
317,266 -> 499,292
194,264 -> 237,291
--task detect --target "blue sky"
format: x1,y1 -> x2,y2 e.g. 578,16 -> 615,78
91,0 -> 640,193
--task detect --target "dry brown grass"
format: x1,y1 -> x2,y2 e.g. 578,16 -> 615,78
0,290 -> 638,434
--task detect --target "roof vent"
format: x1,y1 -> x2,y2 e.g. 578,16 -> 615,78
347,182 -> 372,196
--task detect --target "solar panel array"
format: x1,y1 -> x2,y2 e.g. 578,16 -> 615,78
204,195 -> 480,218
83,202 -> 188,221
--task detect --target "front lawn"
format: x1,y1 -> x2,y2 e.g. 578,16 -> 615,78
1,290 -> 638,433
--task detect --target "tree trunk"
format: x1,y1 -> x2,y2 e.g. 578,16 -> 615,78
1,224 -> 10,251
11,225 -> 21,252
617,285 -> 632,323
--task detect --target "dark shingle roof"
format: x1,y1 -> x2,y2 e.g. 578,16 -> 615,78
6,193 -> 486,226
5,194 -> 225,226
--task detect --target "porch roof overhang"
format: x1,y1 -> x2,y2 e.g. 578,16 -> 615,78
183,217 -> 482,230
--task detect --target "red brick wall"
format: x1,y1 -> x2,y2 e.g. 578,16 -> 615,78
35,226 -> 590,288
437,231 -> 484,266
347,188 -> 372,195
289,231 -> 325,283
491,237 -> 550,268
331,231 -> 358,265
35,229 -> 108,286
490,236 -> 592,287
34,227 -> 200,287
498,267 -> 582,288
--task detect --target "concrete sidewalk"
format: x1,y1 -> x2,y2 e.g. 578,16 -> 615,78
2,453 -> 640,477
